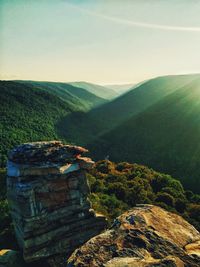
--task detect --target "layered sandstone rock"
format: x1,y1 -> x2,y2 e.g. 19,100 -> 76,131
7,141 -> 107,266
67,205 -> 200,267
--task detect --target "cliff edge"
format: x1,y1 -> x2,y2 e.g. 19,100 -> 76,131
7,141 -> 107,266
67,204 -> 200,267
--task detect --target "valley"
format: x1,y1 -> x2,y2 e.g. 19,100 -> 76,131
1,73 -> 200,194
1,2 -> 200,266
1,74 -> 200,266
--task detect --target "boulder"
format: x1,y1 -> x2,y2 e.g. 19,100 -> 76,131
7,141 -> 107,266
67,205 -> 200,267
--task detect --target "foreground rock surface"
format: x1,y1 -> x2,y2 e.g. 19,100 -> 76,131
7,141 -> 107,266
67,205 -> 200,267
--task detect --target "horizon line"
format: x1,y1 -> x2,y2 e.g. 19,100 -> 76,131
1,72 -> 200,86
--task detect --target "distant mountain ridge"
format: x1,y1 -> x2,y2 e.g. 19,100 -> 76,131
105,83 -> 134,94
59,74 -> 200,145
69,81 -> 117,99
15,80 -> 107,110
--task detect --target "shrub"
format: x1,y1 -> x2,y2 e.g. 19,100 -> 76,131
95,160 -> 114,174
187,204 -> 200,221
156,192 -> 175,207
175,199 -> 186,213
107,182 -> 127,201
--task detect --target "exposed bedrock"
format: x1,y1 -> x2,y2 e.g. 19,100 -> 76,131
7,141 -> 107,266
67,205 -> 200,267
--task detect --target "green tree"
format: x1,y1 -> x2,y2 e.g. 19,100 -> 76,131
156,192 -> 175,207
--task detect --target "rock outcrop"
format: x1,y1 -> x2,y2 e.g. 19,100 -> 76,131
7,141 -> 107,266
67,205 -> 200,267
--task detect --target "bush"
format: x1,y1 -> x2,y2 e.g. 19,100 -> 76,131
185,190 -> 194,201
95,160 -> 114,174
187,204 -> 200,221
151,175 -> 171,193
107,182 -> 127,201
89,193 -> 128,222
88,161 -> 200,230
175,199 -> 186,213
115,162 -> 132,172
156,192 -> 175,207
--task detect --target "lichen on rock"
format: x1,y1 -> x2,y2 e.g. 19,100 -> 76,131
7,141 -> 107,266
67,204 -> 200,267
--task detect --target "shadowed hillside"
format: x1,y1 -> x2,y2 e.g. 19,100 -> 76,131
2,75 -> 200,193
57,74 -> 200,145
89,77 -> 200,193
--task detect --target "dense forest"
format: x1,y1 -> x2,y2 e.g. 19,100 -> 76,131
60,74 -> 200,144
2,75 -> 200,194
0,80 -> 107,167
16,80 -> 107,109
88,160 -> 200,230
0,81 -> 73,167
89,77 -> 200,193
54,75 -> 200,194
0,161 -> 199,250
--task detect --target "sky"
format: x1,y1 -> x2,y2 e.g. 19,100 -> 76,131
1,0 -> 200,84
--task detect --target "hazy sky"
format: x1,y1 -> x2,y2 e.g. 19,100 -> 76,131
1,0 -> 200,84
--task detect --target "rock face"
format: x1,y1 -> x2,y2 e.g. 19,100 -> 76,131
7,141 -> 107,266
67,205 -> 200,267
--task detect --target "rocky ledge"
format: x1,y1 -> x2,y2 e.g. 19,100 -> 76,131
67,204 -> 200,267
7,141 -> 107,266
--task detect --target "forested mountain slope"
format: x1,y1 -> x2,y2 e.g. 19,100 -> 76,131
2,75 -> 200,193
16,80 -> 106,110
0,81 -> 95,166
58,74 -> 200,145
89,78 -> 200,193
